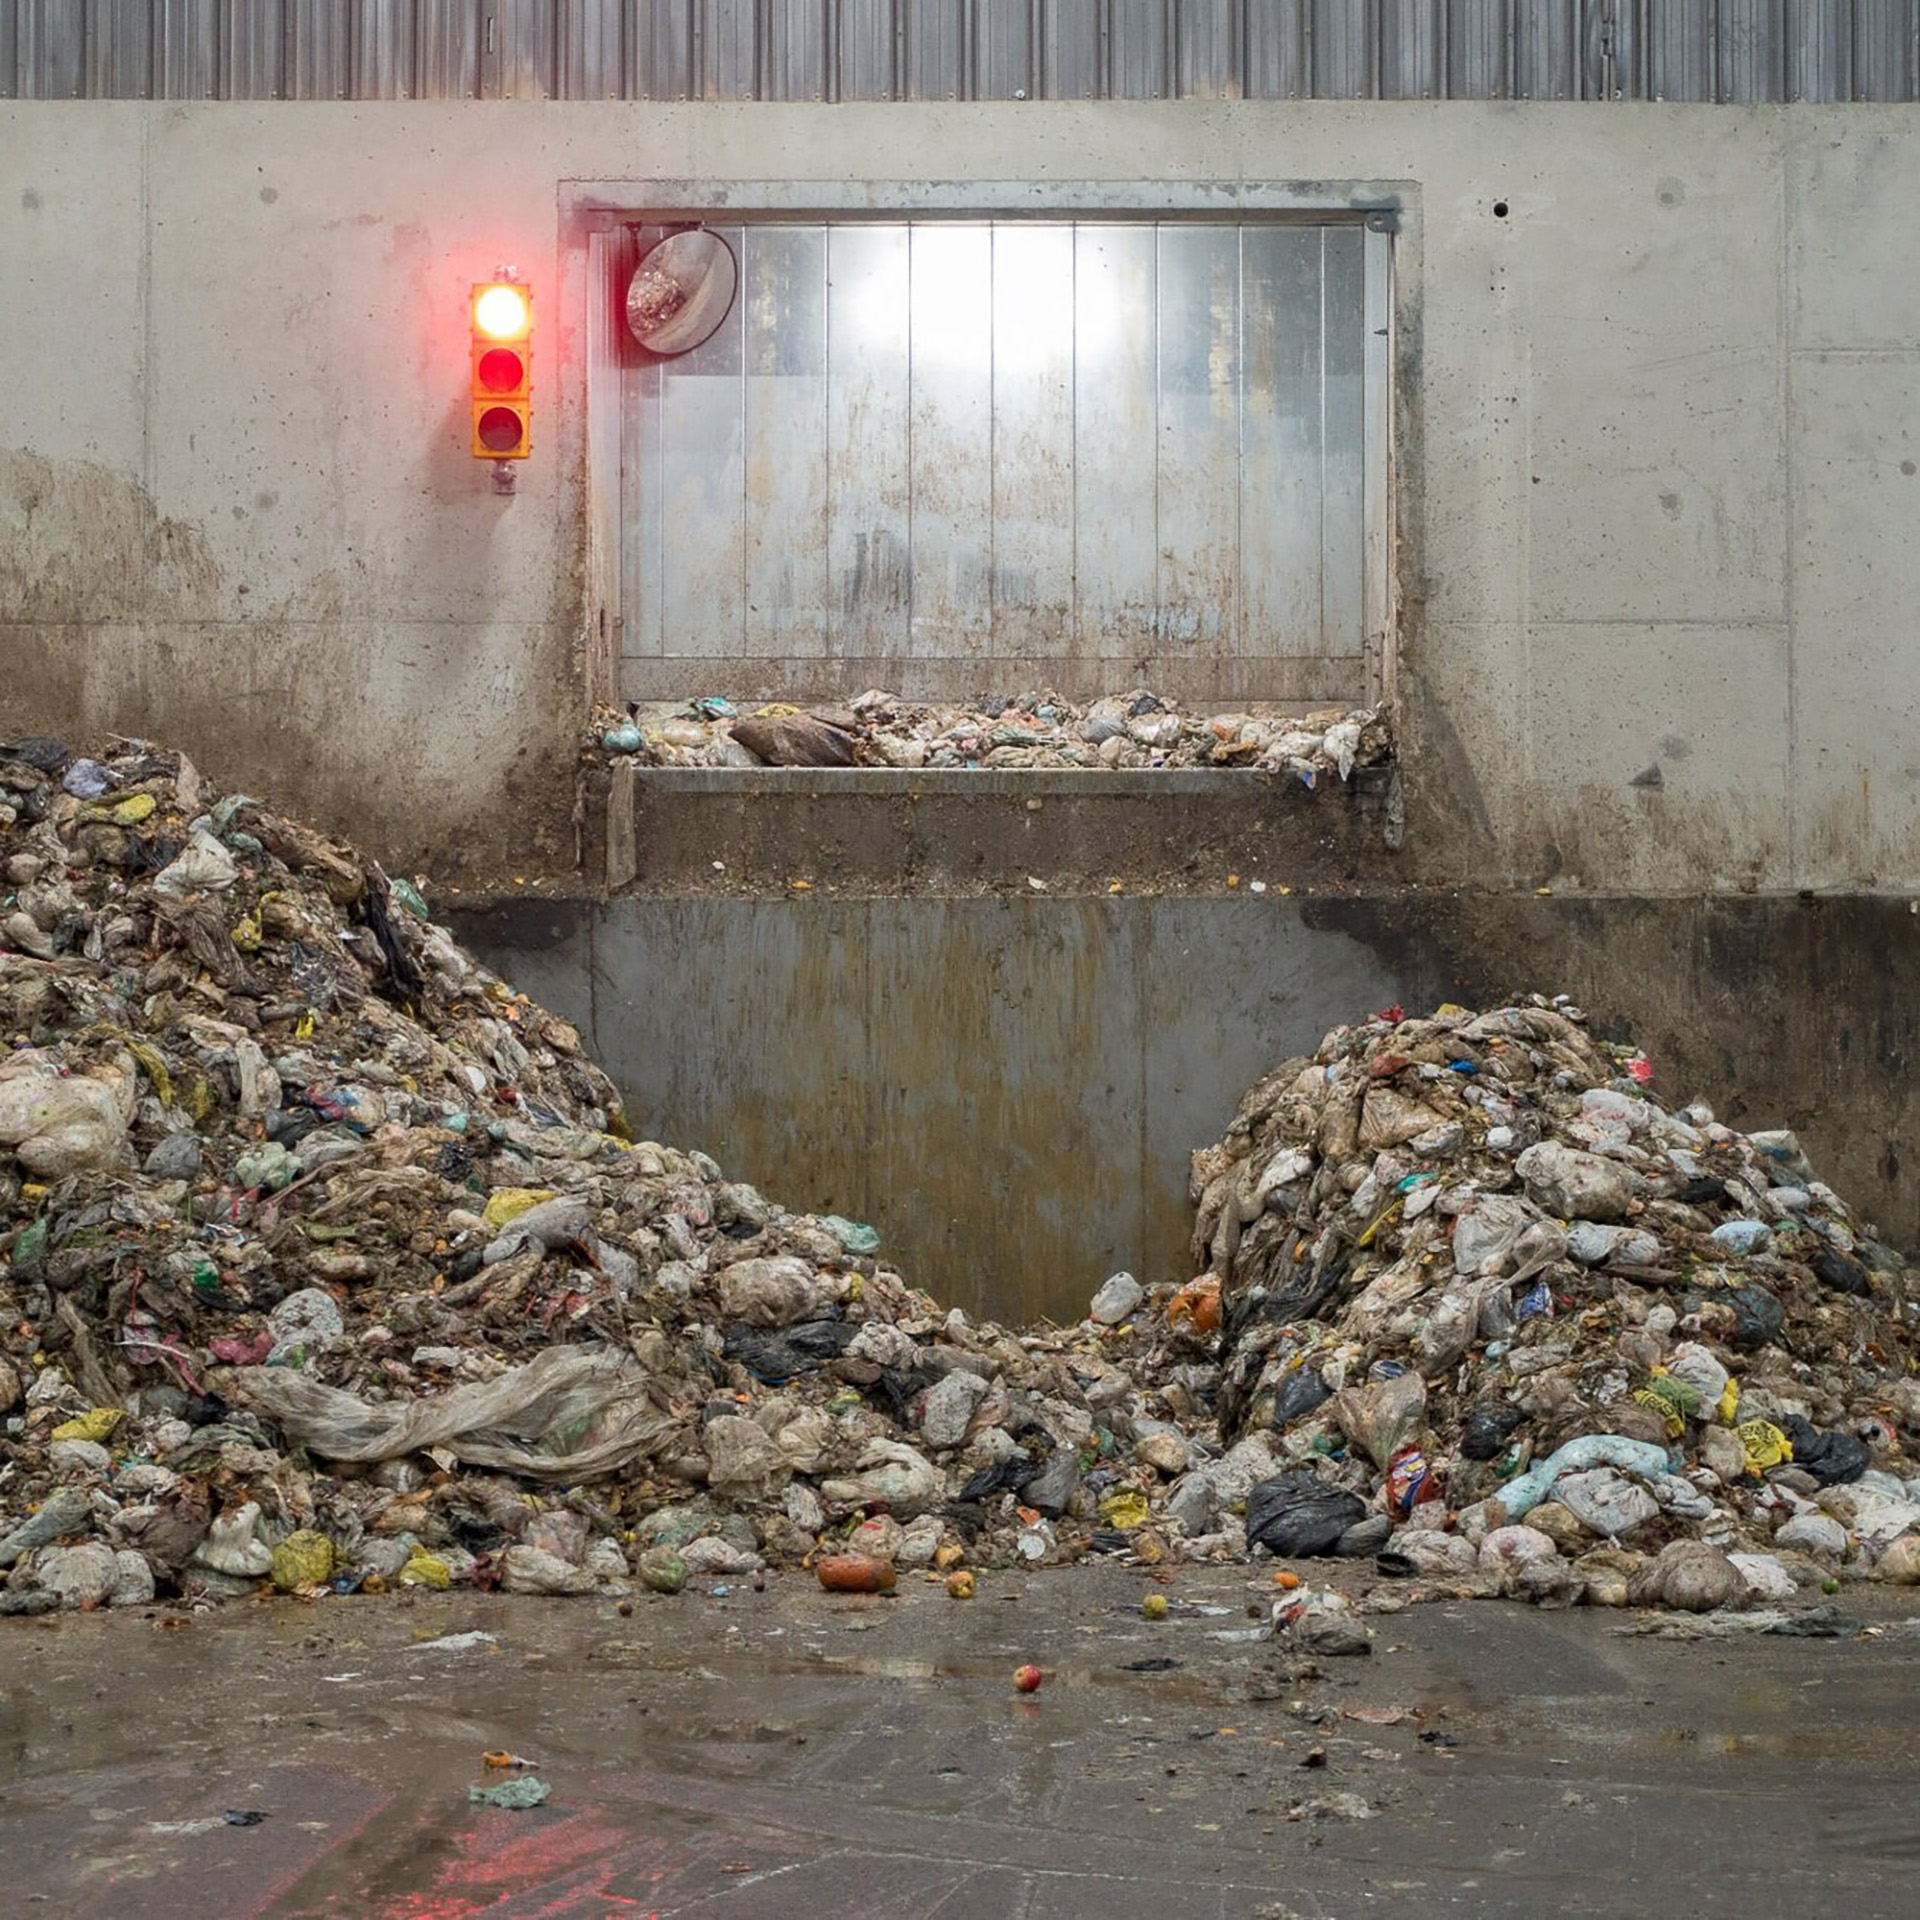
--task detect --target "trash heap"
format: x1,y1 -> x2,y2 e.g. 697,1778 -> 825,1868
595,689 -> 1390,780
3,733 -> 1915,1619
0,732 -> 1213,1611
1188,999 -> 1920,1610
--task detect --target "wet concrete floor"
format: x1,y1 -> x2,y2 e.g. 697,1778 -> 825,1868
2,1565 -> 1917,1918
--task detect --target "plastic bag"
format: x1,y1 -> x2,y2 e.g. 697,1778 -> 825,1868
1494,1434 -> 1672,1520
1626,1540 -> 1744,1613
1451,1195 -> 1566,1281
1331,1371 -> 1427,1471
1778,1416 -> 1870,1487
1245,1472 -> 1368,1557
1556,1468 -> 1659,1539
723,1319 -> 857,1385
222,1346 -> 674,1481
1735,1419 -> 1793,1471
1460,1399 -> 1525,1461
1724,1284 -> 1785,1350
1811,1247 -> 1872,1297
1270,1367 -> 1332,1430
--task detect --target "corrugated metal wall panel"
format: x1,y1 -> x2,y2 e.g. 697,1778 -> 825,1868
1175,0 -> 1241,99
1798,0 -> 1856,99
1379,0 -> 1441,101
630,1 -> 694,99
157,0 -> 219,99
558,0 -> 625,98
1595,0 -> 1634,99
1648,0 -> 1711,101
974,0 -> 1034,99
837,0 -> 897,99
1513,0 -> 1577,100
287,0 -> 350,100
1039,0 -> 1100,98
1108,3 -> 1169,100
491,0 -> 557,97
222,0 -> 284,98
1245,1 -> 1307,97
88,0 -> 153,100
1445,0 -> 1510,100
1719,0 -> 1786,104
19,0 -> 85,98
707,0 -> 762,97
353,1 -> 415,100
418,0 -> 483,98
3,0 -> 1916,101
1855,0 -> 1919,98
1313,0 -> 1377,101
765,0 -> 829,99
903,0 -> 962,100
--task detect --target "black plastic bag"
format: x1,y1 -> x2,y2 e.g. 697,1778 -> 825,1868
1811,1247 -> 1872,1298
958,1454 -> 1041,1503
350,873 -> 425,1005
1676,1176 -> 1728,1206
1726,1283 -> 1785,1350
1779,1415 -> 1870,1486
1460,1399 -> 1526,1461
1245,1471 -> 1367,1557
1270,1368 -> 1332,1430
723,1318 -> 858,1385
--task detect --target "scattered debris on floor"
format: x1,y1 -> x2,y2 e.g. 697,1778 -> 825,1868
593,689 -> 1391,781
2,734 -> 1915,1620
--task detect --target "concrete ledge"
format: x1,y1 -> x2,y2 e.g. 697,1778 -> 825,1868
593,761 -> 1399,895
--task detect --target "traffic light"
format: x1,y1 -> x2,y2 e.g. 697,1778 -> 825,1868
470,277 -> 532,460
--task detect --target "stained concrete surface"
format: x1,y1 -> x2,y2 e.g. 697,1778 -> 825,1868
4,1570 -> 1917,1918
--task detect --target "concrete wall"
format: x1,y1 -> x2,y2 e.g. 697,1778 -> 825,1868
3,101 -> 1918,892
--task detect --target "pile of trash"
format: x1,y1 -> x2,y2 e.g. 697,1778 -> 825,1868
595,689 -> 1390,780
2,734 -> 1914,1619
0,732 -> 1217,1611
1187,999 -> 1920,1610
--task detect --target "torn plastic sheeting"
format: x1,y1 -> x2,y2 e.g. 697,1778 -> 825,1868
220,1346 -> 674,1480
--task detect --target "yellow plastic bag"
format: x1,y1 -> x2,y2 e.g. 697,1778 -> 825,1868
85,793 -> 155,826
51,1408 -> 123,1445
1736,1419 -> 1792,1471
1631,1387 -> 1686,1439
397,1549 -> 451,1590
1098,1489 -> 1152,1531
270,1529 -> 336,1592
483,1188 -> 555,1228
120,1036 -> 174,1107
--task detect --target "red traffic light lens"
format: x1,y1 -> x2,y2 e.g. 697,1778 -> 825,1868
477,346 -> 526,393
476,405 -> 526,453
474,284 -> 529,339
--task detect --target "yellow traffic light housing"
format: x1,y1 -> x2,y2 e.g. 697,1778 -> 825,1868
470,278 -> 532,460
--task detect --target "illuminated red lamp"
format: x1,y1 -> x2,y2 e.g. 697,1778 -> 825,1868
470,280 -> 531,459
